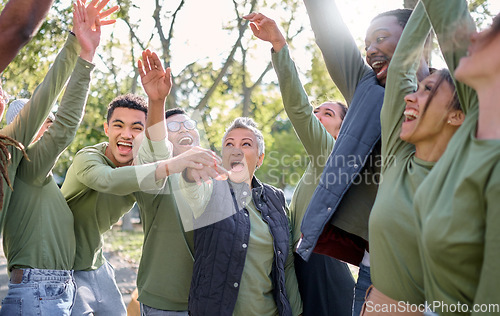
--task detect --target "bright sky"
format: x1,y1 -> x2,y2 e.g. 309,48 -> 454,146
67,0 -> 500,76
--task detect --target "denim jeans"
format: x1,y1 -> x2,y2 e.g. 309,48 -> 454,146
352,263 -> 372,316
71,260 -> 126,316
0,268 -> 75,316
140,303 -> 188,316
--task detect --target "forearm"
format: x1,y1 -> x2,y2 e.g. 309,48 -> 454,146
303,0 -> 370,101
0,34 -> 80,143
17,57 -> 95,180
381,2 -> 430,157
0,0 -> 55,72
420,0 -> 477,114
272,45 -> 334,158
145,98 -> 167,141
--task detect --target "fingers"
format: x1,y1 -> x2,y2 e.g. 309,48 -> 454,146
95,0 -> 111,12
99,5 -> 119,19
137,59 -> 145,78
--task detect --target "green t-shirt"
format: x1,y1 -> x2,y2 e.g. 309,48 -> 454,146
0,35 -> 80,235
271,45 -> 335,245
369,4 -> 434,304
412,1 -> 483,314
61,142 -> 164,271
134,137 -> 195,311
3,57 -> 94,271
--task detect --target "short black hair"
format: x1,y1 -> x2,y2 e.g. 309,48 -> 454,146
107,94 -> 148,123
165,107 -> 187,120
372,8 -> 413,29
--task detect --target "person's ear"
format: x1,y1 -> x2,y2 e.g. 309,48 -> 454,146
447,110 -> 465,127
104,122 -> 109,136
256,153 -> 265,168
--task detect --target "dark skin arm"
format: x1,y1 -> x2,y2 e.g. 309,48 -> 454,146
0,0 -> 55,73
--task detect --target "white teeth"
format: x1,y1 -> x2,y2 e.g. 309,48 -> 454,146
372,61 -> 384,67
403,109 -> 419,121
179,136 -> 193,145
117,142 -> 132,147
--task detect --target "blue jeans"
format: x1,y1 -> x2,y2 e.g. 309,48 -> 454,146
71,260 -> 126,316
140,303 -> 188,316
352,263 -> 372,316
0,268 -> 75,316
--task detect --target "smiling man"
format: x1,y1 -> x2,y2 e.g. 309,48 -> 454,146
61,94 -> 163,316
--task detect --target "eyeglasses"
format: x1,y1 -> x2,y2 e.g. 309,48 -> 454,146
167,119 -> 197,132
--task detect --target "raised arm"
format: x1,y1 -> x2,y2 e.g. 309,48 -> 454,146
303,0 -> 372,103
16,0 -> 114,182
0,0 -> 55,72
138,49 -> 172,142
381,2 -> 430,162
420,0 -> 477,114
244,12 -> 334,159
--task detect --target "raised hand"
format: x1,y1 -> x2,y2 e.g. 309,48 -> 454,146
243,12 -> 286,52
72,0 -> 118,62
138,49 -> 172,102
84,0 -> 119,28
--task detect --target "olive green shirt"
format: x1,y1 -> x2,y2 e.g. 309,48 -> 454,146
61,142 -> 166,271
369,3 -> 434,304
414,2 -> 494,314
271,45 -> 335,245
0,35 -> 80,235
3,57 -> 94,271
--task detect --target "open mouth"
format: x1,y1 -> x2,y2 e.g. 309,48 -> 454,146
371,60 -> 389,80
178,136 -> 193,146
230,161 -> 245,172
117,141 -> 133,153
403,109 -> 419,122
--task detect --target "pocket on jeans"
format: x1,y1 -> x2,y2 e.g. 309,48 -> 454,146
0,297 -> 23,315
40,281 -> 69,300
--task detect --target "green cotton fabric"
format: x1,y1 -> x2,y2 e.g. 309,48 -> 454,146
368,3 -> 434,304
0,35 -> 80,235
3,57 -> 94,271
271,45 -> 336,246
61,142 -> 164,271
413,1 -> 498,314
133,136 -> 195,311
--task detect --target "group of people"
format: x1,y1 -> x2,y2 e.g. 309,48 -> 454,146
0,0 -> 498,315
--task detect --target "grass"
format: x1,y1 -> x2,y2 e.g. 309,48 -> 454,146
102,224 -> 144,264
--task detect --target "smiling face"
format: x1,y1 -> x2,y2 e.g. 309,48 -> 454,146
104,107 -> 146,167
365,15 -> 404,86
166,113 -> 200,156
400,72 -> 457,145
222,128 -> 264,185
313,102 -> 345,139
455,17 -> 500,89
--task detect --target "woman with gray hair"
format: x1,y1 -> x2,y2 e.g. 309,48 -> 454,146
180,117 -> 302,316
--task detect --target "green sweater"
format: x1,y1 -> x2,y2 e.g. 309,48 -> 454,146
133,137 -> 194,311
3,57 -> 94,271
61,142 -> 165,271
0,35 -> 80,235
414,1 -> 496,314
368,3 -> 433,304
271,45 -> 335,245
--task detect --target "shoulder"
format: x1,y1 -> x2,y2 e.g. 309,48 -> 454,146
73,142 -> 109,164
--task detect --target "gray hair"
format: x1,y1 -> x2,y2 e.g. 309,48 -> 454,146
222,117 -> 265,156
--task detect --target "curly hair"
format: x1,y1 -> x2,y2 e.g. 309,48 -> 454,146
0,134 -> 28,210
